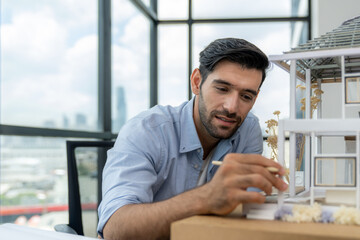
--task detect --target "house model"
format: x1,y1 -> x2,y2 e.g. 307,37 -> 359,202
269,16 -> 360,209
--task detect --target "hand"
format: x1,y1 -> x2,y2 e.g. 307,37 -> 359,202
201,153 -> 288,215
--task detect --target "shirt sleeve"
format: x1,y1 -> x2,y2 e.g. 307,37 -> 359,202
97,117 -> 164,235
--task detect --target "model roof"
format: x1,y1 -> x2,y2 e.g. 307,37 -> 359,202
289,15 -> 360,53
270,16 -> 360,82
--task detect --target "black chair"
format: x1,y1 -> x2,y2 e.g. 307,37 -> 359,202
55,140 -> 114,236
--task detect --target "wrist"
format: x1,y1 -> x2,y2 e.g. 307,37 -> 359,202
187,184 -> 212,215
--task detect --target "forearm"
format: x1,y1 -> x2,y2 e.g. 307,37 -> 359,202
103,186 -> 210,240
102,154 -> 288,240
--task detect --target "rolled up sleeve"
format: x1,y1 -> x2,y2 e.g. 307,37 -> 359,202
97,117 -> 163,235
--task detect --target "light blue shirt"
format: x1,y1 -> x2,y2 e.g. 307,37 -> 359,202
97,97 -> 263,235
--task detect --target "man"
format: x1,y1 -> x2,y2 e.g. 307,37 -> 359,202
97,38 -> 288,240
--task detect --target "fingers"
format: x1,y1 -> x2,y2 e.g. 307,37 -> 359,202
235,191 -> 266,204
232,174 -> 273,195
207,153 -> 288,214
224,153 -> 286,176
220,154 -> 288,192
244,165 -> 288,192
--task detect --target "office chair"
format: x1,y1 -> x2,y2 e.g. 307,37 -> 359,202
55,140 -> 114,236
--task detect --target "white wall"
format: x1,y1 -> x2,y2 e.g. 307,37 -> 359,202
321,82 -> 359,119
312,0 -> 360,38
321,83 -> 342,119
320,83 -> 345,154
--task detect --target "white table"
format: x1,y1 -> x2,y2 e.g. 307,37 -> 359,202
0,223 -> 98,240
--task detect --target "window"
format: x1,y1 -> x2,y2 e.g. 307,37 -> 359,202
158,0 -> 188,20
346,77 -> 360,104
0,136 -> 67,226
1,0 -> 98,131
111,0 -> 150,133
315,157 -> 356,186
0,0 -> 113,232
158,24 -> 188,106
192,0 -> 308,19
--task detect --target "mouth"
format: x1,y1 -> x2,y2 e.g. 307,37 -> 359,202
215,115 -> 237,126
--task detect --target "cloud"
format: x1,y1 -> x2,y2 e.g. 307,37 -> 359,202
158,25 -> 189,105
61,35 -> 98,94
1,5 -> 98,128
57,0 -> 97,28
253,67 -> 290,129
158,0 -> 188,19
192,0 -> 290,18
112,0 -> 137,25
1,8 -> 67,69
119,15 -> 149,55
2,34 -> 98,128
111,43 -> 149,119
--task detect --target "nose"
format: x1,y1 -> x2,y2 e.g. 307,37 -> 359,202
223,93 -> 238,115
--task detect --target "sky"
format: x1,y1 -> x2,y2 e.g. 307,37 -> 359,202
0,0 -> 305,132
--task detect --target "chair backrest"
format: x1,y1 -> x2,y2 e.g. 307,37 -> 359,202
66,140 -> 114,236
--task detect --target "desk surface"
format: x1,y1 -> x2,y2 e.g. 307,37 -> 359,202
0,224 -> 98,240
171,215 -> 360,240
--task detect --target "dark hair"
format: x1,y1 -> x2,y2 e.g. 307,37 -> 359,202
199,38 -> 269,89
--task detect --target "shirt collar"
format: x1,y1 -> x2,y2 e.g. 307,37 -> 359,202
179,96 -> 202,153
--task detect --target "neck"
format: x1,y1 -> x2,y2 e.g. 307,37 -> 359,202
200,136 -> 218,160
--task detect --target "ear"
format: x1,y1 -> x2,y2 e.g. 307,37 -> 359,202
190,68 -> 202,95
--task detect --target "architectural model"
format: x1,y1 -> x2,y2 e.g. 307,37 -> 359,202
245,16 -> 360,223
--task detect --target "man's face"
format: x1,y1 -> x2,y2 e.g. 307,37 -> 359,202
192,61 -> 262,140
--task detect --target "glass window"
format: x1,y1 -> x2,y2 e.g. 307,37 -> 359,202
158,0 -> 188,20
192,0 -> 308,19
315,157 -> 355,186
346,77 -> 360,103
0,0 -> 98,131
193,22 -> 292,130
0,136 -> 67,228
158,24 -> 189,106
141,0 -> 151,8
112,0 -> 150,133
75,146 -> 108,237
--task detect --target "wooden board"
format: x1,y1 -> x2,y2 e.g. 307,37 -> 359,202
171,215 -> 360,240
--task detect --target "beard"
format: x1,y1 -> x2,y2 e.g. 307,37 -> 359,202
198,92 -> 242,139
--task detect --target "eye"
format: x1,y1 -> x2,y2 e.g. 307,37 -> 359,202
241,94 -> 254,102
215,87 -> 228,93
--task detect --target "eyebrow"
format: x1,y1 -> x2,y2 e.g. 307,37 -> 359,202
212,79 -> 258,96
